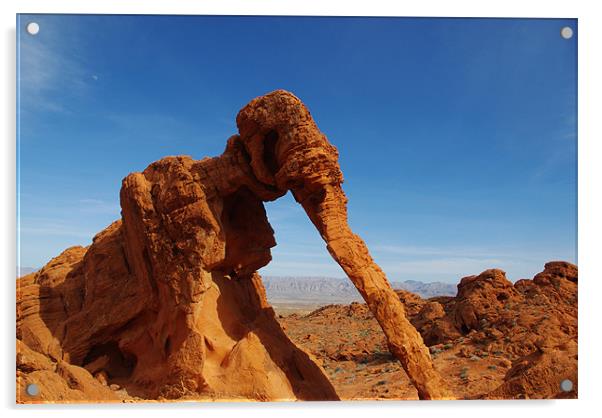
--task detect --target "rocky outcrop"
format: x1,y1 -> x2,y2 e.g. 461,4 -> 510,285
453,269 -> 521,334
483,340 -> 577,399
281,262 -> 577,400
17,339 -> 121,403
396,262 -> 578,356
18,91 -> 343,402
17,89 -> 450,402
441,262 -> 578,399
17,220 -> 335,402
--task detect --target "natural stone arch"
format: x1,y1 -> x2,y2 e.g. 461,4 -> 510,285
17,90 -> 452,401
233,90 -> 453,400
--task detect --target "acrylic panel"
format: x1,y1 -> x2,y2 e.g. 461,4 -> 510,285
16,14 -> 577,403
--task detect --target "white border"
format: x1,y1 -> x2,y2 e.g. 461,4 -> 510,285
2,1 -> 600,417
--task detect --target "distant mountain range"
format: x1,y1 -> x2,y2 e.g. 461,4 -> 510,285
262,276 -> 457,304
396,279 -> 458,298
17,268 -> 456,302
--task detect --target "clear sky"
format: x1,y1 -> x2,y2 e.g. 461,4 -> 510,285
17,15 -> 577,283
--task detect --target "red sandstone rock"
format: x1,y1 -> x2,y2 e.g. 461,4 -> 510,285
17,90 -> 451,402
236,91 -> 452,400
16,90 -> 575,403
484,340 -> 578,399
17,219 -> 337,402
280,261 -> 577,400
453,269 -> 520,334
16,340 -> 121,403
17,90 -> 352,402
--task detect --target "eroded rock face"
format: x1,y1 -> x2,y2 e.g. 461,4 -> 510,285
280,262 -> 577,400
16,339 -> 122,403
454,269 -> 520,334
420,262 -> 578,399
17,89 -> 451,402
17,220 -> 335,402
17,91 -> 347,402
484,340 -> 578,400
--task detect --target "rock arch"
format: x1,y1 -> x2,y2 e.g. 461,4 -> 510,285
234,90 -> 452,399
17,90 -> 451,401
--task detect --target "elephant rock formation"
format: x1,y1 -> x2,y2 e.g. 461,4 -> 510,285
17,90 -> 450,402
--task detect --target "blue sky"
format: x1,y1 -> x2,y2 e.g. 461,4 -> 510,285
17,15 -> 577,283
